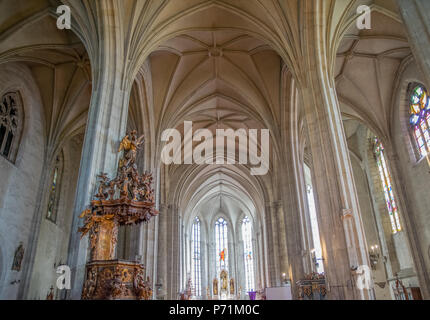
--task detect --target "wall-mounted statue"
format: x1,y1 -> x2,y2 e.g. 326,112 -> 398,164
220,270 -> 228,291
213,278 -> 218,296
46,286 -> 54,300
11,242 -> 24,271
230,278 -> 235,295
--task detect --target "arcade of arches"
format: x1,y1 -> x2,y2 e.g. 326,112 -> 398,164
0,0 -> 430,300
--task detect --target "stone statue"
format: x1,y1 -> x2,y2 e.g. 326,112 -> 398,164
230,278 -> 235,295
220,270 -> 228,291
213,278 -> 218,296
11,242 -> 24,271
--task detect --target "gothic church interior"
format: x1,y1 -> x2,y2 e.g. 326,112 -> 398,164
0,0 -> 429,301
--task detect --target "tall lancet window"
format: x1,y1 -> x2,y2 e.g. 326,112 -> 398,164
409,85 -> 430,158
46,153 -> 63,223
304,164 -> 324,274
241,216 -> 255,292
191,217 -> 201,296
373,138 -> 402,234
215,217 -> 228,276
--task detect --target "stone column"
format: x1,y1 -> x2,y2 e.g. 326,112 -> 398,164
300,81 -> 373,299
297,1 -> 374,300
300,85 -> 372,300
66,51 -> 133,301
156,205 -> 168,299
166,205 -> 180,299
264,203 -> 280,287
397,0 -> 430,88
274,202 -> 289,280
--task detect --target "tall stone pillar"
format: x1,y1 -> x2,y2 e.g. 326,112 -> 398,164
297,1 -> 374,300
274,202 -> 289,280
156,205 -> 168,299
300,85 -> 372,300
264,203 -> 280,287
397,0 -> 430,88
166,205 -> 180,299
67,56 -> 132,299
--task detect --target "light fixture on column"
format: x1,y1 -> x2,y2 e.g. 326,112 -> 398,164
281,272 -> 290,286
369,245 -> 380,270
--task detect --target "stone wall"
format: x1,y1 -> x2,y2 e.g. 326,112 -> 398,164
0,63 -> 45,299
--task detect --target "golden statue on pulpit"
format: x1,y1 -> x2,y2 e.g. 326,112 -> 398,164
230,278 -> 235,295
118,130 -> 144,168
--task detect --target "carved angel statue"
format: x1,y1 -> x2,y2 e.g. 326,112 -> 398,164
134,269 -> 152,300
118,130 -> 144,168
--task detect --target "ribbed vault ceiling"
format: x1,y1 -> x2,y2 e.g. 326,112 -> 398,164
147,30 -> 278,226
337,10 -> 410,139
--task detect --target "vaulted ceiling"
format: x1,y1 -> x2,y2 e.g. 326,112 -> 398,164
143,30 -> 280,226
0,0 -> 91,159
336,9 -> 411,140
0,0 -> 411,225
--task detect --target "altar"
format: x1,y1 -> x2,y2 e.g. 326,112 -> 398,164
209,270 -> 238,300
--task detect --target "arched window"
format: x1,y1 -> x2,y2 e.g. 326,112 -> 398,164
0,92 -> 23,162
215,217 -> 228,275
46,153 -> 64,223
304,164 -> 324,274
241,216 -> 255,292
409,85 -> 430,158
373,138 -> 402,234
191,217 -> 201,297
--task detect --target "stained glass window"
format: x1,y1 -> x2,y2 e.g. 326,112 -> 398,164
47,154 -> 63,223
191,217 -> 201,297
241,216 -> 255,292
409,85 -> 430,158
373,138 -> 402,234
215,217 -> 228,276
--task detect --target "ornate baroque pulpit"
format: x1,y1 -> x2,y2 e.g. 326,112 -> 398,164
79,131 -> 158,300
296,273 -> 327,300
